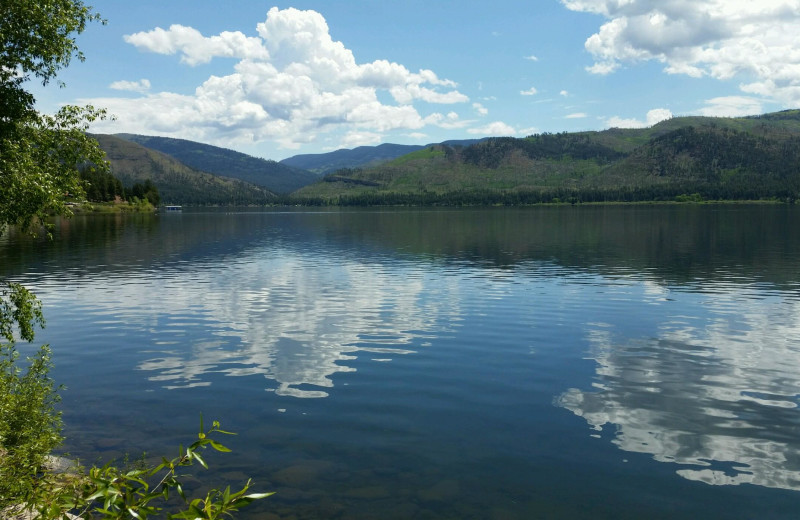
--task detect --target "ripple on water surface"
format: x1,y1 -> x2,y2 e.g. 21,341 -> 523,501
5,207 -> 800,519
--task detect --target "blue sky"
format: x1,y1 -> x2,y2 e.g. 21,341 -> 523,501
30,1 -> 798,160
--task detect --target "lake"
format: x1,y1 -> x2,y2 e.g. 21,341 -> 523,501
2,205 -> 800,519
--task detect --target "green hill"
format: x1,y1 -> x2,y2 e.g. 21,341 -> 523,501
93,135 -> 276,206
114,134 -> 317,194
290,110 -> 800,205
280,143 -> 426,175
279,139 -> 485,175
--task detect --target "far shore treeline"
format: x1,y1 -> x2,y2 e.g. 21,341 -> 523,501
79,167 -> 160,206
91,109 -> 800,207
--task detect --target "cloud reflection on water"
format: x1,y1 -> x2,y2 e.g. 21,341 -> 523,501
557,289 -> 800,491
132,249 -> 461,397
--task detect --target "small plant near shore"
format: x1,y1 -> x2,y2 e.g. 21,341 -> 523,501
30,417 -> 272,520
1,283 -> 271,519
0,282 -> 63,507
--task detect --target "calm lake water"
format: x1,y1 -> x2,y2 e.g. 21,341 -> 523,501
2,205 -> 800,519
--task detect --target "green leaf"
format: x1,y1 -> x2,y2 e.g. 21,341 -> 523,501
190,438 -> 212,450
208,440 -> 231,452
191,451 -> 208,469
243,492 -> 275,500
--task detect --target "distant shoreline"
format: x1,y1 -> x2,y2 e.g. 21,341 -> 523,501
68,198 -> 794,212
66,201 -> 156,214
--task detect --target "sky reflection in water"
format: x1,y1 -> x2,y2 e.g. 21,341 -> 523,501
134,250 -> 459,397
558,282 -> 800,491
3,206 -> 800,517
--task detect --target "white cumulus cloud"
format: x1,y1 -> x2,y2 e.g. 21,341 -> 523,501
467,121 -> 518,136
606,107 -> 673,128
424,111 -> 472,130
340,131 -> 383,148
91,7 -> 469,150
521,87 -> 538,96
125,25 -> 270,65
645,107 -> 673,125
562,0 -> 800,107
109,79 -> 151,93
698,96 -> 763,117
566,112 -> 588,118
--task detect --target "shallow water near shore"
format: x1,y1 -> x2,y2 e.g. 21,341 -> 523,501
3,205 -> 800,519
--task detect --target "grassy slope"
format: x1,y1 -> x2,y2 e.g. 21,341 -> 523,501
94,135 -> 276,205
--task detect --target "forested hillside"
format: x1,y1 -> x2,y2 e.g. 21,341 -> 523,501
79,167 -> 160,205
280,139 -> 487,175
93,135 -> 276,205
114,134 -> 317,193
290,110 -> 800,205
280,143 -> 426,175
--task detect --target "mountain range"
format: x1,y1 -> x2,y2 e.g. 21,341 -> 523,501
93,109 -> 800,206
291,109 -> 800,205
92,135 -> 276,205
114,134 -> 317,194
278,139 -> 485,175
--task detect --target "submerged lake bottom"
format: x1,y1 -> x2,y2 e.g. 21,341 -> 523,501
3,205 -> 800,519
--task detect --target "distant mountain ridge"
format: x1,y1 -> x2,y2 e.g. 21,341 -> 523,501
290,109 -> 800,205
96,110 -> 800,206
93,134 -> 276,205
279,139 -> 486,175
280,143 -> 425,175
93,133 -> 491,204
114,134 -> 317,194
